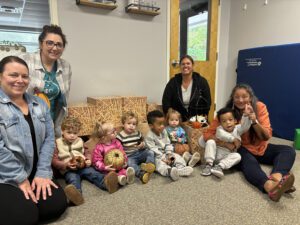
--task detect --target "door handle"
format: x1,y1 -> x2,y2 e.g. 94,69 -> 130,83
171,59 -> 180,67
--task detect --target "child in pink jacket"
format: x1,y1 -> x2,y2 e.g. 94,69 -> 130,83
92,121 -> 135,186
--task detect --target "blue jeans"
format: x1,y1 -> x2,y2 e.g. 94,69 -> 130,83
64,167 -> 106,192
236,143 -> 296,192
127,149 -> 155,177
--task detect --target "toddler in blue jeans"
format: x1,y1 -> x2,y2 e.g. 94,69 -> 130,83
117,111 -> 155,184
52,117 -> 119,206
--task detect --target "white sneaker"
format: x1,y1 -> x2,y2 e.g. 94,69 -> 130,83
126,167 -> 135,184
188,152 -> 200,167
182,151 -> 192,163
201,164 -> 212,176
169,167 -> 179,181
211,165 -> 224,178
178,166 -> 193,177
118,175 -> 127,185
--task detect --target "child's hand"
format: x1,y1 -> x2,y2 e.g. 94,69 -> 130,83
172,131 -> 177,138
123,161 -> 128,168
136,142 -> 145,149
67,160 -> 77,170
177,137 -> 182,143
85,159 -> 91,167
162,158 -> 171,165
105,164 -> 116,171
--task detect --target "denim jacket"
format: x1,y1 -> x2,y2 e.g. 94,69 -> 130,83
0,89 -> 55,186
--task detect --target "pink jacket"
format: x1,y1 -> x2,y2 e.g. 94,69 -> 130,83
92,139 -> 128,172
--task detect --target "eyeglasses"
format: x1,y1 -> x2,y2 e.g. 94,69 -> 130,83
44,40 -> 64,49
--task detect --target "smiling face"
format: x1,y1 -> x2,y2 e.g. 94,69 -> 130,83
219,112 -> 236,133
233,88 -> 251,110
150,117 -> 165,136
40,33 -> 64,62
0,61 -> 29,100
180,57 -> 194,76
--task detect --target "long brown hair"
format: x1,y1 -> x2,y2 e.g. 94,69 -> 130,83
225,83 -> 258,143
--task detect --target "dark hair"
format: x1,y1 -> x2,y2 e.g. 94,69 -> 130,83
0,56 -> 29,73
217,107 -> 235,121
179,55 -> 194,65
147,110 -> 164,125
38,24 -> 67,47
225,83 -> 258,142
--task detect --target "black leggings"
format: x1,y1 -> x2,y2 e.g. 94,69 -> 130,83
237,143 -> 296,192
0,180 -> 67,225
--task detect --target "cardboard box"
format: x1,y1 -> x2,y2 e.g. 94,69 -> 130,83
68,103 -> 95,136
122,96 -> 147,123
87,96 -> 123,127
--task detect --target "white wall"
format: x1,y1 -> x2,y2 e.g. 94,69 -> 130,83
217,0 -> 300,109
56,0 -> 168,104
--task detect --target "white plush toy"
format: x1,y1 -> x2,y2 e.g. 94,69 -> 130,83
189,115 -> 208,127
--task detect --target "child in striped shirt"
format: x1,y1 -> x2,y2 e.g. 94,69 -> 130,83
117,112 -> 155,184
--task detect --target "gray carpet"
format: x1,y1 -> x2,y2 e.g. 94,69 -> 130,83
47,138 -> 300,225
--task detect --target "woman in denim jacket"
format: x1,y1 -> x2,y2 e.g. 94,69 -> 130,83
0,56 -> 67,225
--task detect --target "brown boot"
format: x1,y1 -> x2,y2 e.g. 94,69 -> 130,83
104,171 -> 119,194
64,184 -> 84,206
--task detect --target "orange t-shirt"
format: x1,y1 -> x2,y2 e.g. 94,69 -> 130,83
203,101 -> 272,156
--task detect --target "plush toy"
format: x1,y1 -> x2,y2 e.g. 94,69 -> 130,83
104,149 -> 125,170
189,115 -> 208,128
70,156 -> 86,169
34,88 -> 50,108
174,143 -> 190,155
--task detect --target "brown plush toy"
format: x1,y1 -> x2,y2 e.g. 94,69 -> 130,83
104,149 -> 125,170
174,143 -> 190,156
70,156 -> 86,169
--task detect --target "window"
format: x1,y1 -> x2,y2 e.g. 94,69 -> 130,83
0,0 -> 51,53
180,0 -> 209,61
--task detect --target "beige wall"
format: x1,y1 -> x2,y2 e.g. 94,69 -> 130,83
56,0 -> 168,104
217,0 -> 300,110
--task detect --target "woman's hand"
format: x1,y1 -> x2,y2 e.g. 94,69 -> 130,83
233,138 -> 241,150
105,164 -> 116,171
31,177 -> 58,201
244,104 -> 257,122
18,179 -> 37,203
215,139 -> 236,151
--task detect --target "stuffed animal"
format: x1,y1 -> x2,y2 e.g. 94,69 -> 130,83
189,115 -> 208,128
104,149 -> 125,170
174,143 -> 190,155
69,156 -> 86,169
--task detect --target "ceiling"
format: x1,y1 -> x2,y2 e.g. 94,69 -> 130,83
0,0 -> 50,30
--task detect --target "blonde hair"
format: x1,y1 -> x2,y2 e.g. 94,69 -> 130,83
92,121 -> 114,139
61,117 -> 81,133
121,111 -> 138,124
166,108 -> 182,125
